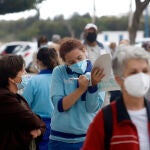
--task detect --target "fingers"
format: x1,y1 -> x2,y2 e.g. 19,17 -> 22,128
79,75 -> 89,81
78,75 -> 89,91
30,130 -> 38,138
91,68 -> 105,86
36,129 -> 41,136
78,75 -> 89,85
30,129 -> 41,138
92,68 -> 105,79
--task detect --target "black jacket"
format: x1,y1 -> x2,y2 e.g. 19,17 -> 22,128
0,88 -> 46,150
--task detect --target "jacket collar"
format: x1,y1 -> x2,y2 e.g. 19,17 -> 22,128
83,40 -> 104,49
0,87 -> 11,95
0,87 -> 19,99
116,95 -> 130,123
39,69 -> 53,74
0,87 -> 29,103
116,95 -> 150,123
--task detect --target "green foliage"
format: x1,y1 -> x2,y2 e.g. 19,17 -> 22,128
69,13 -> 91,38
96,16 -> 129,31
0,13 -> 145,42
0,0 -> 45,14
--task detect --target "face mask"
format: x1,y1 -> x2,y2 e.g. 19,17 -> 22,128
124,73 -> 150,98
16,75 -> 31,90
86,32 -> 97,42
69,59 -> 87,74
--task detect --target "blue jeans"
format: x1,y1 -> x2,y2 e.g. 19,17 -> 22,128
37,118 -> 51,150
48,140 -> 83,150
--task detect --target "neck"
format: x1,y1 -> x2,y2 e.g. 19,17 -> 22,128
8,84 -> 17,94
39,66 -> 48,71
87,41 -> 97,46
123,93 -> 145,110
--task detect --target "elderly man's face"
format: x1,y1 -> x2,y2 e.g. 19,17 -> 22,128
85,28 -> 96,35
84,28 -> 97,43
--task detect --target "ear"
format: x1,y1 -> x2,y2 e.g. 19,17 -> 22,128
115,76 -> 123,87
36,59 -> 39,65
36,59 -> 42,66
8,77 -> 15,84
82,45 -> 86,52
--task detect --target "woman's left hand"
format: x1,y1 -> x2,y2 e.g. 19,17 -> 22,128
91,67 -> 105,86
30,129 -> 41,138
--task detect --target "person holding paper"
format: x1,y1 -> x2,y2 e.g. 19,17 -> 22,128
48,38 -> 105,150
82,45 -> 150,150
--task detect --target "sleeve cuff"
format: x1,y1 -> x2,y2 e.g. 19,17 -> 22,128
57,98 -> 64,112
88,85 -> 98,93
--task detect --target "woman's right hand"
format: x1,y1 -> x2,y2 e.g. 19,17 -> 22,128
78,75 -> 89,92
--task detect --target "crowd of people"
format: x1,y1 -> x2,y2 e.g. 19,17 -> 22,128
0,23 -> 150,150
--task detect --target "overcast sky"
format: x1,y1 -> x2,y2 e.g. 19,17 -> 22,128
0,0 -> 135,20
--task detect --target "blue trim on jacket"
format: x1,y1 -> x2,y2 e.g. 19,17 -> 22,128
57,98 -> 64,112
88,85 -> 98,93
51,130 -> 86,139
39,69 -> 53,74
96,41 -> 104,49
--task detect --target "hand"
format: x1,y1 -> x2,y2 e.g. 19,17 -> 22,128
30,129 -> 41,138
78,75 -> 89,92
91,67 -> 105,86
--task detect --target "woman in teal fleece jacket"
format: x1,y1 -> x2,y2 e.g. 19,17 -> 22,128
48,38 -> 105,150
23,47 -> 59,150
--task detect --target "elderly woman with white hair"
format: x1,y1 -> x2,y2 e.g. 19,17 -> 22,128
82,45 -> 150,150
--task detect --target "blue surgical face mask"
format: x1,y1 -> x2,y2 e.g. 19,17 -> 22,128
16,75 -> 31,90
69,59 -> 87,74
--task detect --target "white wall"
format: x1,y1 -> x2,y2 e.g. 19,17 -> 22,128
97,30 -> 144,45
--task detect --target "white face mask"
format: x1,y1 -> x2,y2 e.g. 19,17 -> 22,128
124,73 -> 150,98
16,75 -> 31,90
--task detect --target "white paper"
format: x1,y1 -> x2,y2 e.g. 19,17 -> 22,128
98,77 -> 120,91
93,52 -> 112,81
93,52 -> 121,91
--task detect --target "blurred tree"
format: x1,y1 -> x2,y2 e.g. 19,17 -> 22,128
97,16 -> 128,31
0,13 -> 145,42
129,0 -> 150,44
70,13 -> 91,38
0,0 -> 44,14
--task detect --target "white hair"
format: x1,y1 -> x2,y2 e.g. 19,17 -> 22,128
112,45 -> 150,77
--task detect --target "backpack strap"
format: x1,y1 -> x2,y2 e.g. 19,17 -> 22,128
102,105 -> 113,150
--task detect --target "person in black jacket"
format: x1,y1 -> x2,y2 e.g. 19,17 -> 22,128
0,54 -> 46,150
